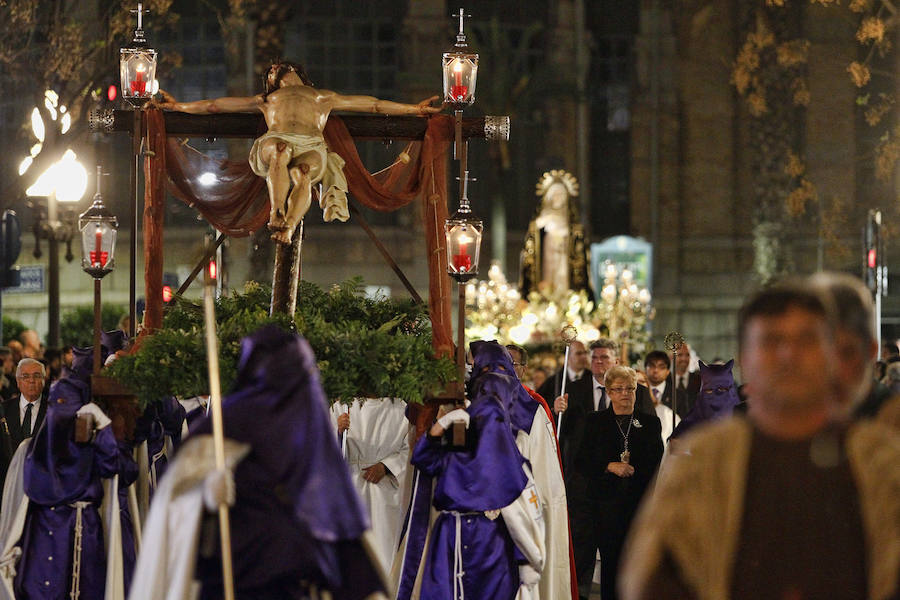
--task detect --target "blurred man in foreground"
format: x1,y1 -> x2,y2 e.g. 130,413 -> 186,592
621,279 -> 900,600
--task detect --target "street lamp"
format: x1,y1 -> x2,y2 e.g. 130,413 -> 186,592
79,166 -> 118,374
27,149 -> 88,349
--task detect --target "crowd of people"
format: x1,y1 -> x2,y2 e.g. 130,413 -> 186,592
0,271 -> 895,600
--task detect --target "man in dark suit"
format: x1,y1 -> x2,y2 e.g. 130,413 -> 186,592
0,358 -> 47,505
3,358 -> 48,448
673,342 -> 701,414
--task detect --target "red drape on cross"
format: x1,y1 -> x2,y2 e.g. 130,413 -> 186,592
141,108 -> 454,358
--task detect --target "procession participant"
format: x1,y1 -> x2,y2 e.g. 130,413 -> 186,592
505,343 -> 577,600
669,359 -> 741,441
575,366 -> 663,600
332,396 -> 410,574
132,395 -> 185,516
620,280 -> 900,600
128,326 -> 388,600
159,61 -> 441,244
2,346 -> 125,600
402,340 -> 544,600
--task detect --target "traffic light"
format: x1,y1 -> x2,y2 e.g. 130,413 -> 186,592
0,210 -> 21,289
863,209 -> 883,295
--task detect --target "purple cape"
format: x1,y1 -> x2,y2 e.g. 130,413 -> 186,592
190,325 -> 381,598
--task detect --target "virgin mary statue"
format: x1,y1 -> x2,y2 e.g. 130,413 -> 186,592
519,170 -> 591,297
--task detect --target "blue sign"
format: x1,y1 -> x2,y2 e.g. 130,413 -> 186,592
5,265 -> 45,294
590,236 -> 653,297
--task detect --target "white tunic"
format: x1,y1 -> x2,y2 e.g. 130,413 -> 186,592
330,398 -> 410,574
515,402 -> 574,600
654,403 -> 680,445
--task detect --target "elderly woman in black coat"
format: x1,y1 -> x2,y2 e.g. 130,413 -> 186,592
575,365 -> 663,600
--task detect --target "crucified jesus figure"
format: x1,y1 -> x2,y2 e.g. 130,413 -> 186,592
159,62 -> 441,244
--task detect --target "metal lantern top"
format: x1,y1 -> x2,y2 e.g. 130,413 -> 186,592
120,3 -> 157,107
442,8 -> 478,109
79,167 -> 118,279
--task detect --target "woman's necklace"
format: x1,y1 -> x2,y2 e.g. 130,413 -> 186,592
615,413 -> 634,464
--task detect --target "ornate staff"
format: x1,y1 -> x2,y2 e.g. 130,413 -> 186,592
556,325 -> 578,440
202,261 -> 236,600
664,331 -> 685,434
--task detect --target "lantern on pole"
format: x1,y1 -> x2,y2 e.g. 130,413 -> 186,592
442,9 -> 478,109
79,167 -> 118,280
444,191 -> 483,282
120,3 -> 157,106
79,167 -> 118,375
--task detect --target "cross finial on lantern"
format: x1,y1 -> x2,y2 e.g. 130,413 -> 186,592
454,8 -> 471,44
131,3 -> 147,30
455,172 -> 477,213
130,3 -> 149,43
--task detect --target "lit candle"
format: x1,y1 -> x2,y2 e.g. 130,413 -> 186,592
453,239 -> 470,272
450,60 -> 468,101
94,227 -> 103,266
131,68 -> 146,95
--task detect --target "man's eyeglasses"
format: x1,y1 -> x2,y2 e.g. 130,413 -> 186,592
607,387 -> 636,395
17,373 -> 45,381
512,362 -> 525,367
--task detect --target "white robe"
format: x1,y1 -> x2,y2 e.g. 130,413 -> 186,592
654,403 -> 680,445
515,404 -> 574,600
330,398 -> 409,574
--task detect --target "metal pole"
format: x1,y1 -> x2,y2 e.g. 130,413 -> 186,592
457,281 -> 466,386
93,279 -> 102,375
129,111 -> 141,339
202,264 -> 235,600
47,193 -> 60,349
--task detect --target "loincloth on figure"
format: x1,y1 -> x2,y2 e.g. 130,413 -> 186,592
248,131 -> 350,222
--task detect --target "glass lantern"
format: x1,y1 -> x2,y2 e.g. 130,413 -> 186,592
120,3 -> 157,106
445,207 -> 483,282
442,9 -> 478,109
79,168 -> 118,279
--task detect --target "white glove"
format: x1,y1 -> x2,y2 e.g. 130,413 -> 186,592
519,564 -> 540,588
203,468 -> 235,511
76,402 -> 111,430
437,408 -> 470,430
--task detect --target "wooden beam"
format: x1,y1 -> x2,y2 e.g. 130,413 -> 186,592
90,109 -> 509,141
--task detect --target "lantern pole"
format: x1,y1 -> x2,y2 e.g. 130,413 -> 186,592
79,166 -> 117,373
202,257 -> 236,600
120,2 -> 158,338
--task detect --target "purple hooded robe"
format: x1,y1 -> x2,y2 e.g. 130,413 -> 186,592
403,341 -> 529,600
190,325 -> 386,600
15,347 -> 121,600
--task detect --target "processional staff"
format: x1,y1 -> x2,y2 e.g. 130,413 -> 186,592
556,325 -> 578,440
664,331 -> 685,434
201,260 -> 236,600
